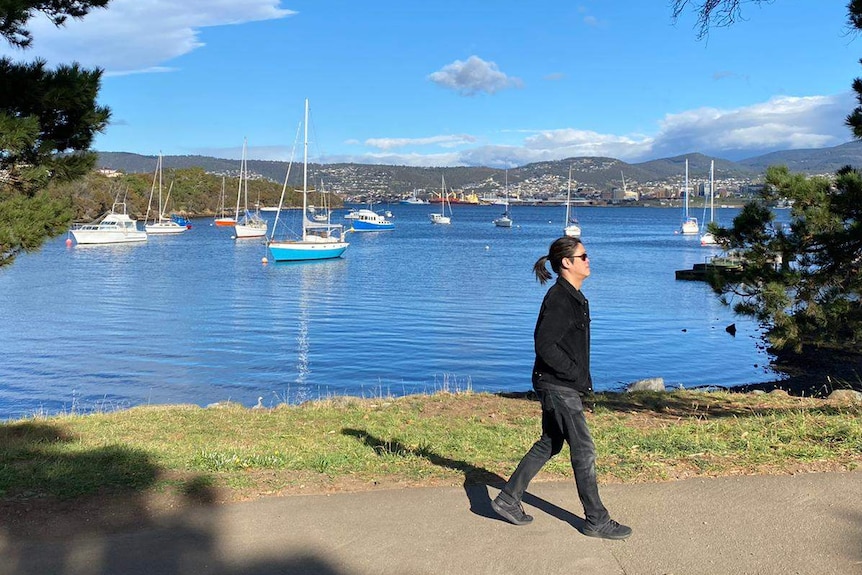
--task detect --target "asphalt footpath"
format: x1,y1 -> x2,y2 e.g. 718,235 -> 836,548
2,470 -> 860,575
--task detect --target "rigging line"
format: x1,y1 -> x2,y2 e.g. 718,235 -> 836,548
269,119 -> 304,244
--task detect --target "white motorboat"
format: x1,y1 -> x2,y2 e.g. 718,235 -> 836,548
71,196 -> 148,245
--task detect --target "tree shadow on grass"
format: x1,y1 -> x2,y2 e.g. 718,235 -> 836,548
341,428 -> 584,531
0,420 -> 354,575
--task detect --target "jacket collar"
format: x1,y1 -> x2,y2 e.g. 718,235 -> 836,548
556,276 -> 587,305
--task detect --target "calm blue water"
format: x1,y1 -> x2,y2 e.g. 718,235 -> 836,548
0,204 -> 786,419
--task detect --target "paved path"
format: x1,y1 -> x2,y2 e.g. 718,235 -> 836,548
2,470 -> 860,574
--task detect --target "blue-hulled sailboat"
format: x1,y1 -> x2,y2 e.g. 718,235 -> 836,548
267,99 -> 349,262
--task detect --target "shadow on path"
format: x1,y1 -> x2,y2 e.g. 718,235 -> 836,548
341,428 -> 584,530
0,420 -> 355,575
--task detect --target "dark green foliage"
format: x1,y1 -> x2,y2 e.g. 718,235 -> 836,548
0,0 -> 111,265
712,166 -> 862,352
0,189 -> 73,265
54,169 -> 316,224
0,0 -> 110,48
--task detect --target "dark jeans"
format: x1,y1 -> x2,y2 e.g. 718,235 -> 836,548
500,387 -> 610,527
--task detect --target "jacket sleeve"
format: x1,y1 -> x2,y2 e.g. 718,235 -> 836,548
534,291 -> 579,380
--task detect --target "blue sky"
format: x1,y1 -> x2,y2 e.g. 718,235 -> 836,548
2,1 -> 860,167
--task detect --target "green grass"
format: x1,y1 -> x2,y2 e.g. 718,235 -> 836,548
1,390 -> 860,504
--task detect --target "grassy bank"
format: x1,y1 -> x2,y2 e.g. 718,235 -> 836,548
2,390 -> 860,512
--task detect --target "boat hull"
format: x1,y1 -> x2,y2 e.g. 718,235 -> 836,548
348,208 -> 394,231
146,222 -> 186,234
494,216 -> 513,227
681,218 -> 699,235
268,240 -> 349,261
235,222 -> 268,238
71,229 -> 147,244
700,232 -> 718,246
352,220 -> 395,231
214,218 -> 236,227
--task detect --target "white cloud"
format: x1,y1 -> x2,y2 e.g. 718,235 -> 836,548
0,0 -> 295,75
428,56 -> 523,96
321,151 -> 464,168
648,93 -> 854,159
338,92 -> 854,168
364,135 -> 477,151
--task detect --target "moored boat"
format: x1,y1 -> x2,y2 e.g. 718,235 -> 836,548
679,158 -> 699,235
351,208 -> 395,231
71,197 -> 148,245
430,175 -> 452,225
145,155 -> 187,235
267,99 -> 349,262
233,139 -> 268,239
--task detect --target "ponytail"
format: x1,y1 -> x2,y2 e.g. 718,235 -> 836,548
533,256 -> 552,284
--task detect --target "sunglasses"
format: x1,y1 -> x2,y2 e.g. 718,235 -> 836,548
570,253 -> 589,261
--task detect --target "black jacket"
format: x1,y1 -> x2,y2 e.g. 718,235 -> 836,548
532,277 -> 592,394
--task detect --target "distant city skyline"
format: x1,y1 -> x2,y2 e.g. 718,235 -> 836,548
4,1 -> 860,167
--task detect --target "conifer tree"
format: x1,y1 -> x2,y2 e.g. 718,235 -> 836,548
674,1 -> 862,357
0,1 -> 111,266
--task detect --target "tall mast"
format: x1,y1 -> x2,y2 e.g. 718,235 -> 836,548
709,160 -> 715,223
234,139 -> 245,221
302,98 -> 309,241
684,158 -> 689,219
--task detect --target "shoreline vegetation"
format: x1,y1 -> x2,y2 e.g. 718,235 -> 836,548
2,363 -> 860,536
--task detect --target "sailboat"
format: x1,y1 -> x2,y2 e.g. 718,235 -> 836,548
233,138 -> 268,239
700,160 -> 719,246
267,99 -> 349,261
145,154 -> 186,235
680,158 -> 699,235
309,179 -> 330,223
214,176 -> 236,226
564,165 -> 581,238
430,175 -> 452,224
493,170 -> 513,228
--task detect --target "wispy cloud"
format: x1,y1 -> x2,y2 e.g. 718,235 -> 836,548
578,5 -> 605,28
713,70 -> 750,82
0,0 -> 295,75
428,56 -> 523,96
364,135 -> 477,151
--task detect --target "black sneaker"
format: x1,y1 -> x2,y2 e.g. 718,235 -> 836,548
582,519 -> 633,540
491,494 -> 533,526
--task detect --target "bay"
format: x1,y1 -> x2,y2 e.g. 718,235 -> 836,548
0,204 -> 785,420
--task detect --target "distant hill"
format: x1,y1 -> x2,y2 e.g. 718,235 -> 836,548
737,140 -> 862,173
96,141 -> 862,195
